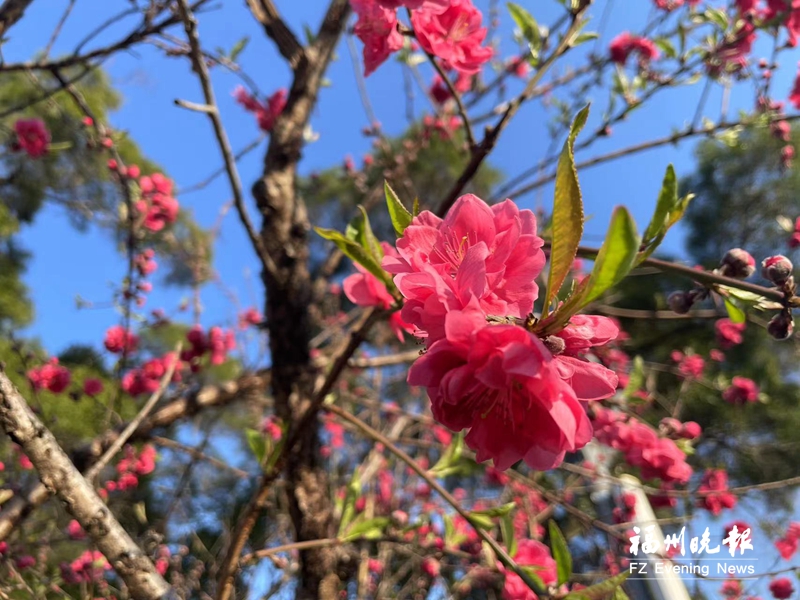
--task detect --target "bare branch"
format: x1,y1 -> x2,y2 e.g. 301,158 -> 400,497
246,0 -> 305,68
0,371 -> 176,600
0,0 -> 33,38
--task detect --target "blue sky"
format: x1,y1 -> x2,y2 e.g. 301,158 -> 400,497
9,0 -> 788,355
5,2 -> 800,597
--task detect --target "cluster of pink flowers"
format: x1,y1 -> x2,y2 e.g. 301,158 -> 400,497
653,0 -> 701,10
671,350 -> 705,379
775,522 -> 800,560
27,358 -> 71,394
13,118 -> 50,158
101,444 -> 157,496
83,378 -> 104,396
121,352 -> 180,396
60,550 -> 110,585
592,407 -> 693,485
182,325 -> 236,368
353,0 -> 491,77
770,577 -> 795,599
609,33 -> 659,66
716,318 -> 745,348
723,376 -> 759,404
386,194 -> 617,470
343,241 -> 414,341
238,307 -> 263,329
500,540 -> 557,600
104,325 -> 139,354
233,86 -> 287,132
134,172 -> 179,232
422,114 -> 462,140
135,248 -> 158,276
696,469 -> 736,516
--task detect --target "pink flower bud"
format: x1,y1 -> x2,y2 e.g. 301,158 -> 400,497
762,255 -> 794,286
768,311 -> 794,340
721,248 -> 756,278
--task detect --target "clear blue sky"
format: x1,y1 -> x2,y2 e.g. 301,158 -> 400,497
9,0 -> 783,355
5,2 -> 800,597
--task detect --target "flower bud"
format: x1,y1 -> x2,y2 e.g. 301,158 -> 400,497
768,311 -> 794,340
668,291 -> 693,314
680,421 -> 702,440
542,335 -> 566,355
762,255 -> 794,286
720,248 -> 756,278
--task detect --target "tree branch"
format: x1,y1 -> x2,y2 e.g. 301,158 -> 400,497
245,0 -> 305,68
0,371 -> 176,600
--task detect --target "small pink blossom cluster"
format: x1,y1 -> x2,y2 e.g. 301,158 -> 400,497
696,469 -> 736,516
182,325 -> 236,368
12,118 -> 50,158
104,325 -> 139,355
233,86 -> 287,132
136,172 -> 179,232
101,444 -> 157,496
135,248 -> 158,277
238,307 -> 263,329
388,195 -> 618,471
775,522 -> 800,560
27,358 -> 71,394
716,318 -> 745,348
659,417 -> 702,441
770,577 -> 795,599
422,114 -> 462,140
343,241 -> 414,341
722,376 -> 759,404
670,350 -> 705,379
121,352 -> 181,396
612,492 -> 638,524
653,0 -> 701,10
499,539 -> 557,600
60,550 -> 110,585
353,0 -> 492,77
592,407 -> 693,485
609,33 -> 659,66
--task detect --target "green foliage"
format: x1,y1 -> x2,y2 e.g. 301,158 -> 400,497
384,181 -> 413,236
549,520 -> 573,586
544,105 -> 588,316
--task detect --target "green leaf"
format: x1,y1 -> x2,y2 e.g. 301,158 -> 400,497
724,298 -> 746,323
315,227 -> 393,288
520,566 -> 547,591
471,502 -> 516,519
230,36 -> 249,61
412,197 -> 421,216
544,105 -> 589,316
582,207 -> 640,306
643,165 -> 677,245
613,588 -> 630,600
549,521 -> 572,586
502,512 -> 518,558
572,32 -> 599,46
341,517 -> 390,542
565,573 -> 630,599
507,3 -> 540,47
338,470 -> 362,536
245,429 -> 267,465
622,356 -> 645,399
385,181 -> 413,236
430,432 -> 466,476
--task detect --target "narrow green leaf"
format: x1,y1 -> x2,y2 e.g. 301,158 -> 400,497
338,470 -> 362,536
549,521 -> 572,586
469,513 -> 495,530
245,429 -> 267,465
502,512 -> 518,558
471,502 -> 516,519
229,36 -> 249,61
622,356 -> 645,399
385,181 -> 413,236
357,206 -> 383,260
412,197 -> 420,216
544,105 -> 589,316
315,227 -> 393,288
507,3 -> 540,46
643,164 -> 677,245
724,298 -> 746,324
582,206 -> 640,306
341,517 -> 390,542
565,573 -> 630,599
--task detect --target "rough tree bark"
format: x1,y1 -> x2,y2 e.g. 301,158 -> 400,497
253,1 -> 350,598
0,370 -> 176,600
